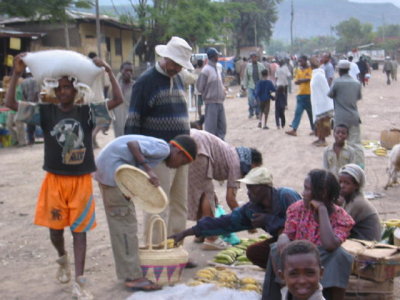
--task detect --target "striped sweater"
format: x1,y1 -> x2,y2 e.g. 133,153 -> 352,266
124,64 -> 190,142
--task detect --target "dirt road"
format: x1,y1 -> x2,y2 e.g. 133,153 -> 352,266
1,69 -> 399,299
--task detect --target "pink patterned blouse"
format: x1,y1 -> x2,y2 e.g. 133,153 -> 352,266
283,200 -> 355,245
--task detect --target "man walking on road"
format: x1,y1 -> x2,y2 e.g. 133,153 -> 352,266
285,55 -> 313,137
196,48 -> 227,140
242,52 -> 265,119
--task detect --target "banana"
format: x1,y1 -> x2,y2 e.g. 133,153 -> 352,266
241,277 -> 258,285
384,219 -> 400,227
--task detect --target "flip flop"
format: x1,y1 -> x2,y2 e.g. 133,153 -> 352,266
125,278 -> 162,292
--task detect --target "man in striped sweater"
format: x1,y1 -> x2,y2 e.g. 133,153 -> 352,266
124,36 -> 194,246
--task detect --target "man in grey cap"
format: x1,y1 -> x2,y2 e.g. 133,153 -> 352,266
328,60 -> 365,168
125,36 -> 193,246
196,47 -> 227,140
242,52 -> 266,119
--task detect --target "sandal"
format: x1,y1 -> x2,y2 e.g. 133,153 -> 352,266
56,254 -> 71,284
125,278 -> 162,292
72,276 -> 93,300
202,237 -> 229,250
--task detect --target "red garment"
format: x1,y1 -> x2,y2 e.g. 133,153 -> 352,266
283,200 -> 355,245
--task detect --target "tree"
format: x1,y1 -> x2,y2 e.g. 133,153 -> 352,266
228,0 -> 282,54
0,0 -> 93,48
0,0 -> 92,20
334,18 -> 374,53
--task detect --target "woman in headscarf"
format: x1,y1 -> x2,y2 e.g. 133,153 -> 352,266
188,128 -> 262,250
338,164 -> 382,241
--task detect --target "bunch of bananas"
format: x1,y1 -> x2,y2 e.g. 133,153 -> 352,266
187,267 -> 261,293
213,235 -> 269,265
384,219 -> 400,227
374,147 -> 388,156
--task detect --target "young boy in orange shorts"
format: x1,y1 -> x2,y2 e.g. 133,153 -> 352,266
5,53 -> 123,299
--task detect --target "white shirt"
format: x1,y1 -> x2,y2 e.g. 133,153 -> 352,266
349,62 -> 360,81
311,68 -> 334,122
276,64 -> 292,86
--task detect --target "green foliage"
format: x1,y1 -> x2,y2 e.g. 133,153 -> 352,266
0,0 -> 93,21
165,0 -> 225,46
292,36 -> 336,56
228,0 -> 281,52
334,18 -> 374,53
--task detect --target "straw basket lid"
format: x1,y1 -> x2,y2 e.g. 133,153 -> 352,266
115,164 -> 168,214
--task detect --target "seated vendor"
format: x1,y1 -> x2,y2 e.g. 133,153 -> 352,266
338,164 -> 382,241
169,166 -> 301,269
263,169 -> 355,300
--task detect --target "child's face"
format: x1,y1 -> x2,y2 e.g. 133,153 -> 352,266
333,127 -> 348,144
302,176 -> 312,208
280,253 -> 323,300
339,173 -> 359,197
55,77 -> 77,105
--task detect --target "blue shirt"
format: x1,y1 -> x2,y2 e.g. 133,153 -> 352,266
255,79 -> 276,102
192,187 -> 301,239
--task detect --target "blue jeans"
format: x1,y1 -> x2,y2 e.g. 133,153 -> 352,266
247,88 -> 260,117
291,94 -> 313,130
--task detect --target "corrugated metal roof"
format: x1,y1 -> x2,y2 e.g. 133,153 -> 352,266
0,27 -> 46,38
0,10 -> 139,31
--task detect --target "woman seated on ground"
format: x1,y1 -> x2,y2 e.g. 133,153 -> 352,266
187,128 -> 263,250
262,169 -> 355,300
338,164 -> 382,241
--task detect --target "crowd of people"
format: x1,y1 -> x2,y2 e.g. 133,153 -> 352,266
3,35 -> 388,300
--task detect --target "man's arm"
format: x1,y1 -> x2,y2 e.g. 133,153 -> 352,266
226,187 -> 239,211
92,57 -> 123,110
5,54 -> 26,111
196,71 -> 207,95
127,140 -> 160,187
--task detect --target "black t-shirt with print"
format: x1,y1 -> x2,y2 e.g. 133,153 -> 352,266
40,104 -> 96,175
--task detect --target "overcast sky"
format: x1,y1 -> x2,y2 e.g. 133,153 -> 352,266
350,0 -> 400,7
97,0 -> 400,8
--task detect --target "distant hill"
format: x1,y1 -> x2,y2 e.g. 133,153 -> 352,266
273,0 -> 400,41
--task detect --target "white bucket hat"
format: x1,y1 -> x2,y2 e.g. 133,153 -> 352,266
155,36 -> 194,70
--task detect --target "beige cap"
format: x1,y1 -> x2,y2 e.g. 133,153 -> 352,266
337,59 -> 350,69
237,167 -> 273,186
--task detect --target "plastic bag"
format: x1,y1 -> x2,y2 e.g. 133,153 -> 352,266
215,204 -> 241,245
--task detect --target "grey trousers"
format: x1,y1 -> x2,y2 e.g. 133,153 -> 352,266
99,183 -> 142,280
144,162 -> 189,244
204,103 -> 227,140
347,125 -> 365,169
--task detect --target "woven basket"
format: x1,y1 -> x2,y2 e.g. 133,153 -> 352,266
139,215 -> 188,286
114,164 -> 168,214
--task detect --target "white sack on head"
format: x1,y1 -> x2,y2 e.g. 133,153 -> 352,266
22,50 -> 106,103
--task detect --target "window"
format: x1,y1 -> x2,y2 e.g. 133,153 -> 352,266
115,38 -> 122,56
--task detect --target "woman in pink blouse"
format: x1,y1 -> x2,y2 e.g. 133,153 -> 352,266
262,169 -> 355,300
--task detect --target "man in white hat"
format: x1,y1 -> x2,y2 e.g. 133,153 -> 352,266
328,60 -> 364,168
124,36 -> 194,245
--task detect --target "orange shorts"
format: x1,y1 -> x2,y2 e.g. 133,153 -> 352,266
34,172 -> 96,232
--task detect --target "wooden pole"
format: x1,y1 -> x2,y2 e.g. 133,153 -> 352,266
95,0 -> 102,58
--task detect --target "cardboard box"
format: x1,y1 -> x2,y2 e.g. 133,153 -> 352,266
347,275 -> 393,294
342,239 -> 400,282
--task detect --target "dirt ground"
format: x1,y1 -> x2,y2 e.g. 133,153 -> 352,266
1,69 -> 400,300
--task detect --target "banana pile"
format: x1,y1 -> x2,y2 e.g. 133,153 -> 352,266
373,146 -> 388,156
213,236 -> 269,266
187,267 -> 262,293
384,219 -> 400,227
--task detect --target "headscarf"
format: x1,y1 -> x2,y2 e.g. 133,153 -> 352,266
236,147 -> 252,176
339,163 -> 366,190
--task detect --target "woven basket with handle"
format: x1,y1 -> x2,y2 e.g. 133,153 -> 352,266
139,215 -> 188,286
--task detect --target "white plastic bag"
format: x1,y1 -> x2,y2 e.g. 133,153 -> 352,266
22,50 -> 106,103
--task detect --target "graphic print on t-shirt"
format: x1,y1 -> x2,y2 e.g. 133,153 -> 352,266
50,118 -> 86,165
